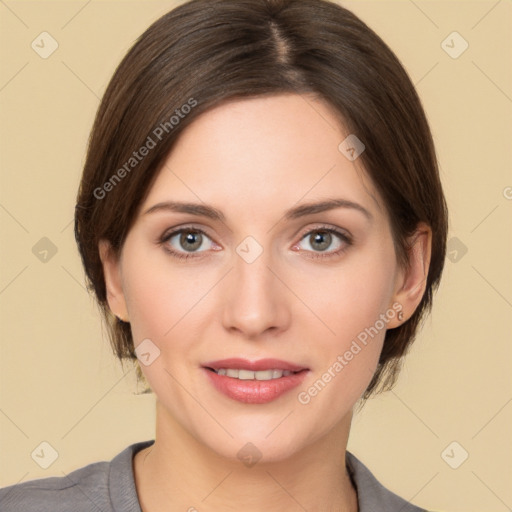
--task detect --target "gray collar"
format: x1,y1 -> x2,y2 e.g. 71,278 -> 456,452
109,440 -> 426,512
345,450 -> 427,512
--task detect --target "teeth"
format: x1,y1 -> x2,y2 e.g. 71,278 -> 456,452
214,368 -> 295,380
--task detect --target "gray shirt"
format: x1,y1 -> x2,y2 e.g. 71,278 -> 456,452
0,439 -> 428,511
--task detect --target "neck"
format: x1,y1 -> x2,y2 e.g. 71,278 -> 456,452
133,401 -> 358,512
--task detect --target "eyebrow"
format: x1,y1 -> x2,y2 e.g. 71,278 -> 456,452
143,197 -> 373,223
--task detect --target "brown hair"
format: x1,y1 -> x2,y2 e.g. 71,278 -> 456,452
74,0 -> 448,399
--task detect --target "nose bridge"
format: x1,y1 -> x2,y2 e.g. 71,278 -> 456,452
221,237 -> 288,337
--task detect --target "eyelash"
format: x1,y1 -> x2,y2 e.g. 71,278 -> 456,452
158,224 -> 353,261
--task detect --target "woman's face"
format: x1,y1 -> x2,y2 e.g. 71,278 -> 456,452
103,93 -> 410,462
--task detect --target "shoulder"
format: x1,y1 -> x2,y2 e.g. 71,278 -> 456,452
0,440 -> 154,512
0,460 -> 110,512
346,451 -> 428,512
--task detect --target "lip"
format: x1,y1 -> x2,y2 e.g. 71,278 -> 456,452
202,358 -> 308,372
202,358 -> 309,404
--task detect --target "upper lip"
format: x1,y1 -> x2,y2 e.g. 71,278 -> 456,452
203,358 -> 308,372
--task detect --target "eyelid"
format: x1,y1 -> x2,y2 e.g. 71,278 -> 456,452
158,222 -> 353,259
159,223 -> 215,241
160,222 -> 352,244
295,223 -> 353,242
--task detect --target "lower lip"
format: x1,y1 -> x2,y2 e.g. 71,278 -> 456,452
203,368 -> 309,404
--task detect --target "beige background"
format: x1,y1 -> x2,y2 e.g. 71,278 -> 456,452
0,1 -> 511,511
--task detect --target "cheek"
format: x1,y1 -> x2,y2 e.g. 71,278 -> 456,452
120,253 -> 202,399
290,242 -> 395,401
120,246 -> 220,392
122,243 -> 212,343
293,244 -> 396,345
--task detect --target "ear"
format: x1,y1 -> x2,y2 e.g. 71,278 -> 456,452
98,239 -> 129,322
387,222 -> 432,328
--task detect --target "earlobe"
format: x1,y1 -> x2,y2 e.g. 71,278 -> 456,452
388,223 -> 432,328
98,239 -> 129,322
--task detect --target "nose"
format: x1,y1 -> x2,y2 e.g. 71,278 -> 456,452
221,244 -> 291,339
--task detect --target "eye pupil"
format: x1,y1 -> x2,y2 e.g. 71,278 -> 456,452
310,231 -> 331,251
180,231 -> 202,251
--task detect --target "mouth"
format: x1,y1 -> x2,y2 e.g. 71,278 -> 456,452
204,367 -> 306,380
202,358 -> 310,404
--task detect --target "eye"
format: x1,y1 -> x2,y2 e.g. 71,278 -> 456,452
159,227 -> 217,259
294,226 -> 352,259
159,224 -> 352,261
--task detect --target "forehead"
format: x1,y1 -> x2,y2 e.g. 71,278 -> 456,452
142,93 -> 384,221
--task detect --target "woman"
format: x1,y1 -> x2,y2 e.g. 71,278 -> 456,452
0,0 -> 447,510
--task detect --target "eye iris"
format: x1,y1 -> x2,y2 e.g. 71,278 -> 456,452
310,231 -> 331,251
180,231 -> 202,251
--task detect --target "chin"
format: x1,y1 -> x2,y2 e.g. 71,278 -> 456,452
212,431 -> 310,466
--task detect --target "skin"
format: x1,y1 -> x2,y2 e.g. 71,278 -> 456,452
99,93 -> 431,512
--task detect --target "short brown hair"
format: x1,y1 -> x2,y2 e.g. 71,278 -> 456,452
74,0 -> 448,399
